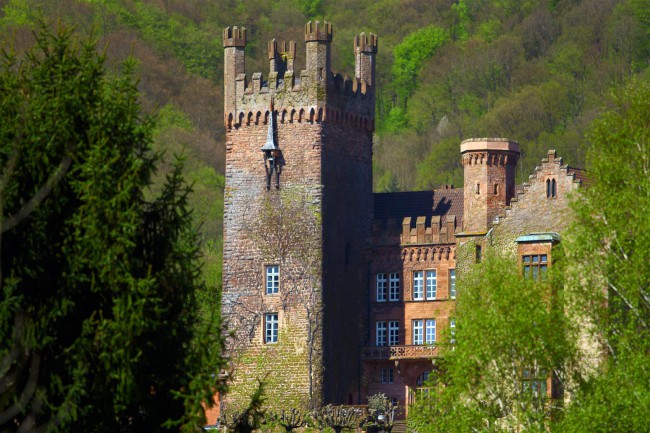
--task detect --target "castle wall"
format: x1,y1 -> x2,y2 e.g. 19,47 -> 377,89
222,120 -> 325,411
221,21 -> 377,411
320,121 -> 373,403
489,150 -> 582,255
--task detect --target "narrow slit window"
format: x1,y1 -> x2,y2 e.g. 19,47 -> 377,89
551,179 -> 557,197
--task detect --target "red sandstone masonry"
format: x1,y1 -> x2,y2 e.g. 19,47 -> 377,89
461,138 -> 519,234
222,21 -> 377,411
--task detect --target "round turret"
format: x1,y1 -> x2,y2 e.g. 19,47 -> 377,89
461,138 -> 520,233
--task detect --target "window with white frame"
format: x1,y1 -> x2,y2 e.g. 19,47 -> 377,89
376,273 -> 387,302
413,320 -> 423,345
265,313 -> 278,343
389,273 -> 400,301
265,265 -> 279,295
413,271 -> 424,300
388,321 -> 399,346
425,319 -> 436,344
449,269 -> 456,299
426,270 -> 437,299
381,368 -> 394,384
376,321 -> 387,346
450,318 -> 456,344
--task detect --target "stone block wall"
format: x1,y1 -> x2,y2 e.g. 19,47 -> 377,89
321,122 -> 373,404
221,21 -> 376,411
490,149 -> 583,255
221,120 -> 326,411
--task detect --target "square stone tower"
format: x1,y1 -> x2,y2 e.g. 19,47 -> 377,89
221,22 -> 377,411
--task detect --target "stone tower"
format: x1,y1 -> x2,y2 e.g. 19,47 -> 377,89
221,22 -> 377,410
461,138 -> 520,233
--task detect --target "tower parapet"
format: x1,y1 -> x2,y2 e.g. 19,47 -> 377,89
461,138 -> 520,233
268,39 -> 296,76
222,21 -> 377,132
354,32 -> 378,87
223,26 -> 247,118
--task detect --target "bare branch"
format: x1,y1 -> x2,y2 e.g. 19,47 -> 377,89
2,156 -> 71,233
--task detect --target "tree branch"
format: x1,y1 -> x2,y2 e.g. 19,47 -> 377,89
2,156 -> 71,233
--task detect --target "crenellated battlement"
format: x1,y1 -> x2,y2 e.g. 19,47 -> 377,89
223,21 -> 378,131
354,32 -> 378,53
223,26 -> 246,47
304,20 -> 333,42
401,215 -> 458,245
268,39 -> 296,76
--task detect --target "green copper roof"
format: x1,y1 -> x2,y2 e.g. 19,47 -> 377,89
515,232 -> 561,243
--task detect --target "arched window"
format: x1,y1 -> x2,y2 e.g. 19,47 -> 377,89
551,179 -> 557,198
475,183 -> 481,195
416,370 -> 431,386
494,183 -> 499,196
546,178 -> 557,198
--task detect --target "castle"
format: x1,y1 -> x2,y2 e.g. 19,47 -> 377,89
218,21 -> 585,418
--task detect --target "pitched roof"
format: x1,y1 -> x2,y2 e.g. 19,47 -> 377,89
373,188 -> 464,226
567,166 -> 589,185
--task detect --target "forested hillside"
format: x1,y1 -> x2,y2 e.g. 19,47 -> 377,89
1,0 -> 648,281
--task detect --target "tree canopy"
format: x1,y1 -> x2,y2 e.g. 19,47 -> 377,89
559,78 -> 650,433
408,78 -> 650,433
0,25 -> 224,432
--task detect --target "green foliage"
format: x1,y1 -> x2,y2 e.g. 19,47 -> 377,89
0,24 -> 224,431
559,79 -> 650,432
408,251 -> 576,433
415,137 -> 464,189
365,393 -> 401,432
220,379 -> 267,433
557,341 -> 650,433
391,26 -> 449,108
295,0 -> 323,18
380,106 -> 408,134
112,1 -> 222,81
156,103 -> 195,132
450,0 -> 470,41
374,169 -> 400,193
0,0 -> 33,26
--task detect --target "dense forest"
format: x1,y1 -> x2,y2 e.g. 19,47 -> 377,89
1,0 -> 648,283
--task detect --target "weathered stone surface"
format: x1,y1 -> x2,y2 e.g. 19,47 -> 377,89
222,21 -> 376,412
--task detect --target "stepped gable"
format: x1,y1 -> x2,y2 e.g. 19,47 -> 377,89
493,149 -> 585,228
372,188 -> 463,245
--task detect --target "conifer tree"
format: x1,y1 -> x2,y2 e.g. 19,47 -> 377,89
0,24 -> 224,432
